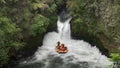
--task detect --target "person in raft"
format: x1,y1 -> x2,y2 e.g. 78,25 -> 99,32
64,47 -> 68,52
56,41 -> 61,52
56,42 -> 68,53
59,44 -> 68,52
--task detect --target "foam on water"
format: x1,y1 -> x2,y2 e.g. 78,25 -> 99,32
22,17 -> 113,68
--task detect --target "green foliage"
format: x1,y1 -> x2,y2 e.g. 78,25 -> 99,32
0,17 -> 19,33
68,0 -> 120,45
0,48 -> 8,67
110,53 -> 120,61
0,16 -> 23,67
0,0 -> 6,3
0,0 -> 55,67
110,53 -> 120,68
30,15 -> 49,36
48,4 -> 57,13
0,0 -> 57,66
32,3 -> 44,10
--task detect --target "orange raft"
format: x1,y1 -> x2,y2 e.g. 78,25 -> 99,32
56,49 -> 68,54
56,46 -> 69,54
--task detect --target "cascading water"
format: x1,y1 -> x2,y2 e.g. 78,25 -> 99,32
17,15 -> 113,68
57,17 -> 71,39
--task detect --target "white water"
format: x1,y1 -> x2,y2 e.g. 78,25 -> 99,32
22,17 -> 113,68
57,17 -> 71,39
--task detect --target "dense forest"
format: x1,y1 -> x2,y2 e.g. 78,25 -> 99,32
0,0 -> 120,68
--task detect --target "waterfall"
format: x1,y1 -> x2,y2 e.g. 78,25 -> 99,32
18,16 -> 113,68
57,17 -> 72,39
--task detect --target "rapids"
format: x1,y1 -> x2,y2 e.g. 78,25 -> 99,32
18,16 -> 113,68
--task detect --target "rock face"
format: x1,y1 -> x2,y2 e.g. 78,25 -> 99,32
59,10 -> 71,22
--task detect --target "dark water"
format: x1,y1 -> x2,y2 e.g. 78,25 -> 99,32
16,57 -> 90,68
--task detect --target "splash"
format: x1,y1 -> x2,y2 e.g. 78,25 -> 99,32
20,17 -> 113,68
